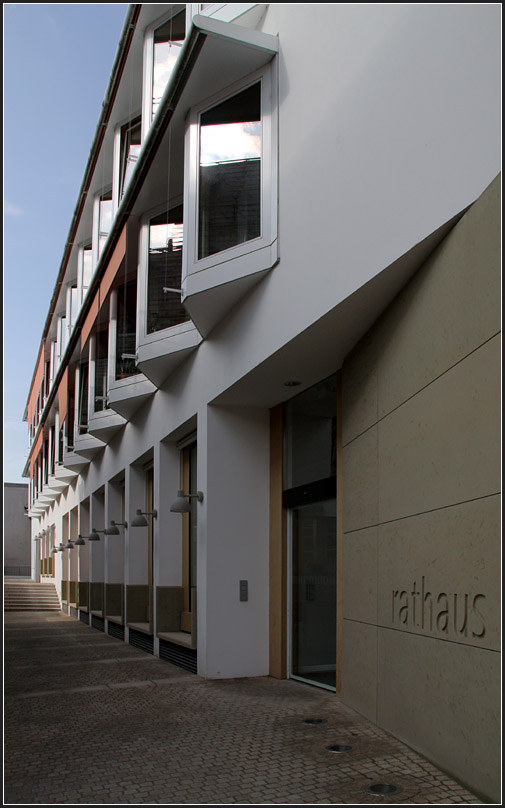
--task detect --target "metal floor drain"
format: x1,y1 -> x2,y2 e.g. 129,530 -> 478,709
302,718 -> 326,725
326,744 -> 353,753
365,783 -> 403,796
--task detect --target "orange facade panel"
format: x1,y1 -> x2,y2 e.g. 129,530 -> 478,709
100,225 -> 126,303
80,226 -> 127,350
27,343 -> 45,426
29,430 -> 43,478
81,291 -> 100,350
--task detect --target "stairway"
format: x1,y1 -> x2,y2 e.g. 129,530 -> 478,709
3,578 -> 61,611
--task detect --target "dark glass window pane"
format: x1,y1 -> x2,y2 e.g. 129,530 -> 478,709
198,83 -> 261,259
116,278 -> 139,379
78,364 -> 88,435
120,118 -> 141,199
283,375 -> 337,491
94,327 -> 109,411
152,11 -> 186,119
147,207 -> 188,334
291,499 -> 336,689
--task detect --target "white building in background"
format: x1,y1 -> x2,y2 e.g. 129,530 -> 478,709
24,5 -> 501,802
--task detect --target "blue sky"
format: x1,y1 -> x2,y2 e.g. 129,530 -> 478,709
3,4 -> 128,483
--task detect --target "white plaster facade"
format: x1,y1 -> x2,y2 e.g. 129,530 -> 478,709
24,4 -> 500,801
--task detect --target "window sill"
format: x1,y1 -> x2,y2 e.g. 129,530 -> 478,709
73,433 -> 106,461
88,408 -> 127,444
136,321 -> 202,388
183,239 -> 278,336
60,447 -> 90,471
108,373 -> 157,420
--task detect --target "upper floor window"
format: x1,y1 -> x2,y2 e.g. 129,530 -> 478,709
98,191 -> 113,257
116,278 -> 139,379
78,243 -> 93,304
94,324 -> 109,413
143,8 -> 187,137
93,190 -> 113,269
145,206 -> 188,335
198,81 -> 261,259
184,64 -> 277,278
119,116 -> 141,203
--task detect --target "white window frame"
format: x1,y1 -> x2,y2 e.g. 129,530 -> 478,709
77,241 -> 93,306
92,187 -> 113,272
141,5 -> 190,143
183,62 -> 277,280
112,112 -> 142,215
137,199 -> 192,348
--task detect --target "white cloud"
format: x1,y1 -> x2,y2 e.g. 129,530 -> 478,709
4,201 -> 24,217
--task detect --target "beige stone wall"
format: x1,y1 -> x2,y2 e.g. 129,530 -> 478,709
341,175 -> 501,802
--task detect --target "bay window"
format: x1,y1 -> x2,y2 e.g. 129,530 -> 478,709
142,7 -> 187,137
115,278 -> 140,380
145,206 -> 188,336
198,81 -> 261,259
93,190 -> 113,268
182,63 -> 278,334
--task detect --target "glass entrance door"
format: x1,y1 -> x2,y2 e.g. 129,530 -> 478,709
289,498 -> 336,690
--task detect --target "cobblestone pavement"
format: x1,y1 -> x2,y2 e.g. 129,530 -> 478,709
4,611 -> 484,805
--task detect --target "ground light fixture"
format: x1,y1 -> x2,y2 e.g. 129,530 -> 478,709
88,528 -> 105,541
105,520 -> 128,535
170,490 -> 204,513
131,510 -> 157,527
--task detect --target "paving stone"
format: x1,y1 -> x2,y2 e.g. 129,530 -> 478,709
4,610 -> 484,805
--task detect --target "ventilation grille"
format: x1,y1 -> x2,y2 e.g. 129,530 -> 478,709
108,621 -> 125,641
79,611 -> 90,625
70,606 -> 78,618
159,639 -> 197,674
91,614 -> 105,632
129,628 -> 154,655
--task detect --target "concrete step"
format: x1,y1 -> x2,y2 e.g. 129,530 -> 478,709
4,579 -> 61,612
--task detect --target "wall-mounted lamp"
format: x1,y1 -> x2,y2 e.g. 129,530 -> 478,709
88,528 -> 105,542
64,539 -> 74,550
58,543 -> 65,552
170,490 -> 204,514
74,535 -> 86,546
131,509 -> 157,527
105,520 -> 128,535
51,547 -> 58,555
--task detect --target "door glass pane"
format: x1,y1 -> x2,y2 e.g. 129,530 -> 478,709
189,443 -> 197,595
291,499 -> 336,689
